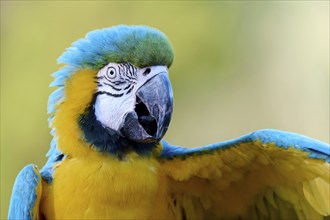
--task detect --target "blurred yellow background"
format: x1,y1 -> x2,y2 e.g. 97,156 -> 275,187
1,1 -> 329,217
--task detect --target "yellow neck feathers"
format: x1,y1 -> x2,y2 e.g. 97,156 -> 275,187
52,69 -> 97,158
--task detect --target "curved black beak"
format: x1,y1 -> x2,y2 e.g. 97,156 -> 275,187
120,72 -> 173,143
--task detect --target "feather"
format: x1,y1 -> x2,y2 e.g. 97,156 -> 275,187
160,130 -> 330,219
57,25 -> 174,70
47,87 -> 64,114
8,165 -> 42,220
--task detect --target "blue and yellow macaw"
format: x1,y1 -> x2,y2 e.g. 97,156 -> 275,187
8,25 -> 330,220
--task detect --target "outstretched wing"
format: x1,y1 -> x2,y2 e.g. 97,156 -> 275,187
159,129 -> 330,220
8,164 -> 42,220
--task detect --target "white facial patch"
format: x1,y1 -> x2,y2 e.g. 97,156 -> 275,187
94,63 -> 168,131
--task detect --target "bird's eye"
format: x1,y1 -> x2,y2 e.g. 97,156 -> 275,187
106,66 -> 117,79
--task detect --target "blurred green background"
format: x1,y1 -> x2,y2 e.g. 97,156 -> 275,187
1,1 -> 329,218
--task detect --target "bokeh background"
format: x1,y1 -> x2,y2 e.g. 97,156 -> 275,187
1,1 -> 329,218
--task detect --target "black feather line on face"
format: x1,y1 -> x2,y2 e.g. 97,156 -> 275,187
118,63 -> 137,81
125,85 -> 134,95
95,76 -> 104,80
95,91 -> 124,98
78,94 -> 157,157
103,82 -> 122,91
114,81 -> 126,85
123,84 -> 131,90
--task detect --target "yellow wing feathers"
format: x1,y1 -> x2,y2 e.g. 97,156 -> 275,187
160,141 -> 330,220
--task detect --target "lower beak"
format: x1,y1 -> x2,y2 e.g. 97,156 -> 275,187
120,72 -> 173,143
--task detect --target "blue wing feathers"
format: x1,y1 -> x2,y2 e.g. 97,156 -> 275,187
251,129 -> 330,161
160,129 -> 330,162
40,141 -> 64,184
8,164 -> 41,220
250,129 -> 330,155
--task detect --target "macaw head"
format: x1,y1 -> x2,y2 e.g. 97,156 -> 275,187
49,25 -> 174,156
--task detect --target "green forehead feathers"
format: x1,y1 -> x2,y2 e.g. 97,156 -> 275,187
58,25 -> 174,70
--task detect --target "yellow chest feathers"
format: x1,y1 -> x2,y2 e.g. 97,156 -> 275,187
41,152 -> 170,219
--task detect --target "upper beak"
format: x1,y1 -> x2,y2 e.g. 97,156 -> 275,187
120,71 -> 173,143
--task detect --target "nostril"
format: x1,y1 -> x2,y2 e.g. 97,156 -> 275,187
143,68 -> 151,76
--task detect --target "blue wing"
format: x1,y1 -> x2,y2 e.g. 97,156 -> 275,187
8,136 -> 64,219
159,129 -> 330,220
8,164 -> 42,220
160,129 -> 329,161
40,138 -> 65,184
